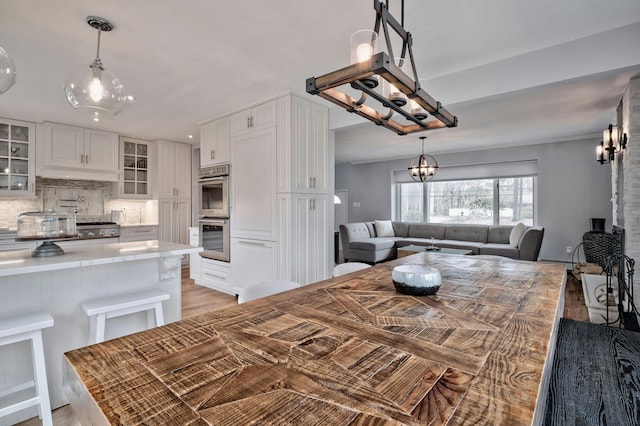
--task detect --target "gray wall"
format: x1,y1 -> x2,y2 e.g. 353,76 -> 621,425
335,138 -> 613,263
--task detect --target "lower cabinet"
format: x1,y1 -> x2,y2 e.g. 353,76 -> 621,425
119,225 -> 159,242
230,237 -> 277,296
199,258 -> 233,295
159,199 -> 190,245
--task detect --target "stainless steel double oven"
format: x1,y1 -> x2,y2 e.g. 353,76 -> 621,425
198,164 -> 230,262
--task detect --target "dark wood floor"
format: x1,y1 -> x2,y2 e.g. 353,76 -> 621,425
18,267 -> 592,425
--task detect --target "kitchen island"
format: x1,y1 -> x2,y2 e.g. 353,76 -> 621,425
0,240 -> 201,419
64,253 -> 566,425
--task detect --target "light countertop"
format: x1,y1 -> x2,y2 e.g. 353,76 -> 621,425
0,240 -> 202,277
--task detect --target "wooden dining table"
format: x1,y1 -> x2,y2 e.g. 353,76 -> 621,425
63,253 -> 566,425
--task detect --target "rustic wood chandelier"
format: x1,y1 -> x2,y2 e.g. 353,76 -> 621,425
306,0 -> 458,136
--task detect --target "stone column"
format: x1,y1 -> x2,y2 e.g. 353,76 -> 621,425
619,73 -> 640,298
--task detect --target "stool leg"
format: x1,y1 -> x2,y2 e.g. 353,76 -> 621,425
94,314 -> 106,344
31,331 -> 52,426
154,302 -> 165,327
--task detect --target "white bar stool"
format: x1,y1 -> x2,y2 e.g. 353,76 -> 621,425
0,311 -> 54,426
81,289 -> 170,344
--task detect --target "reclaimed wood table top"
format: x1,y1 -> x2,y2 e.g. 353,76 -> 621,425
63,253 -> 566,425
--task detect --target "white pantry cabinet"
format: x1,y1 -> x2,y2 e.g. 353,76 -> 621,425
278,193 -> 330,285
0,118 -> 36,197
38,122 -> 119,181
200,117 -> 230,167
230,101 -> 277,136
158,198 -> 190,246
156,140 -> 191,199
277,96 -> 329,194
230,126 -> 277,241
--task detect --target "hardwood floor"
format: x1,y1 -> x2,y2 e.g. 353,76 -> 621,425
18,267 -> 588,425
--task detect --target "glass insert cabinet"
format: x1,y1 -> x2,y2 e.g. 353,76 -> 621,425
119,137 -> 151,198
0,118 -> 35,197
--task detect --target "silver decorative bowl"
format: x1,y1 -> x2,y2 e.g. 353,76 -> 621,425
392,265 -> 442,295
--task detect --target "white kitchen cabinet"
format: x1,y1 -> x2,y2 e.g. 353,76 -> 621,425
277,96 -> 329,194
199,258 -> 233,295
230,100 -> 277,136
278,194 -> 330,285
156,140 -> 191,199
230,126 -> 277,241
188,226 -> 201,282
38,122 -> 119,181
159,198 -> 190,245
200,117 -> 230,167
231,237 -> 278,295
119,225 -> 158,242
0,118 -> 35,197
117,137 -> 152,199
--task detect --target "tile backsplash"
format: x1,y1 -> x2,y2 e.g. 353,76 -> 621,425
0,177 -> 159,230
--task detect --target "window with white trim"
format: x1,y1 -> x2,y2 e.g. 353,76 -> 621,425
394,161 -> 537,226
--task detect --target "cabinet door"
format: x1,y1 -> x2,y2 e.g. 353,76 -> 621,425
42,123 -> 84,168
120,138 -> 151,198
0,118 -> 35,197
231,237 -> 278,295
84,129 -> 119,171
293,195 -> 329,285
158,199 -> 174,242
251,101 -> 277,132
174,198 -> 191,245
175,143 -> 192,199
231,127 -> 277,241
157,141 -> 176,198
229,108 -> 251,136
200,117 -> 230,167
291,98 -> 329,193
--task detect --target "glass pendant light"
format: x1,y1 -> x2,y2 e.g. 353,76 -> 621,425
0,46 -> 17,94
64,16 -> 133,120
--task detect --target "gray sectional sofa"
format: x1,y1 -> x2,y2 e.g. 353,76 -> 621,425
339,221 -> 544,263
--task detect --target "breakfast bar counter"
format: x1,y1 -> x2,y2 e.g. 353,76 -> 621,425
0,240 -> 201,418
64,253 -> 566,425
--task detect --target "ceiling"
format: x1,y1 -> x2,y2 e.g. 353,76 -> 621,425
1,0 -> 639,164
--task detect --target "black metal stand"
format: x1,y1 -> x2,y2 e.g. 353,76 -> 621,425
603,255 -> 639,331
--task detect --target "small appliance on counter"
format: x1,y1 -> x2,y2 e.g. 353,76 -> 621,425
16,210 -> 77,257
111,209 -> 126,224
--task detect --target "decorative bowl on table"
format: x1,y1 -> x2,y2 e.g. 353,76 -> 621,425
392,265 -> 442,295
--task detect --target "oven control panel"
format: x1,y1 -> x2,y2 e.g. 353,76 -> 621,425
199,163 -> 230,178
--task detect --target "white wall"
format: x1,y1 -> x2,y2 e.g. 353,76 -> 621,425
335,138 -> 613,263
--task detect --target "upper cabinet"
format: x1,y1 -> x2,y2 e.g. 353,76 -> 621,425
200,116 -> 230,167
276,95 -> 329,194
37,122 -> 119,181
230,101 -> 277,137
0,118 -> 35,197
156,140 -> 191,199
117,137 -> 152,199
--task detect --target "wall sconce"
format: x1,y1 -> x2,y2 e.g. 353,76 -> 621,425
597,124 -> 627,164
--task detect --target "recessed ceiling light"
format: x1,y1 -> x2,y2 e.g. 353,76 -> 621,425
188,134 -> 193,139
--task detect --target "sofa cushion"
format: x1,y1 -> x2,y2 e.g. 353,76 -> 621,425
374,220 -> 395,237
341,223 -> 372,242
365,222 -> 376,237
479,243 -> 520,259
350,238 -> 397,251
408,223 -> 446,240
487,225 -> 513,244
392,221 -> 409,238
444,225 -> 489,243
510,223 -> 527,247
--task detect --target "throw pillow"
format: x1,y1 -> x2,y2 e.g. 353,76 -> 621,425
510,222 -> 527,247
374,220 -> 395,238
